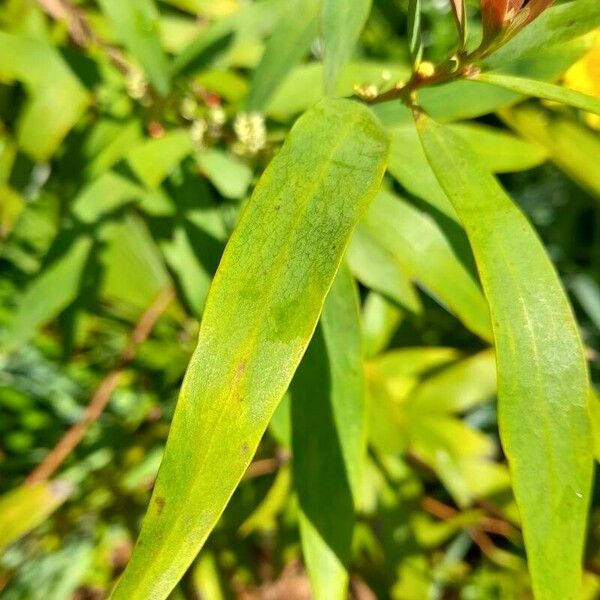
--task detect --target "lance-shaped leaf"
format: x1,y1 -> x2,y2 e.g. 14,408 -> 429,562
246,0 -> 320,111
0,481 -> 72,550
109,98 -> 388,600
292,265 -> 366,600
407,0 -> 423,68
416,112 -> 593,600
362,191 -> 492,341
321,0 -> 372,94
473,72 -> 600,116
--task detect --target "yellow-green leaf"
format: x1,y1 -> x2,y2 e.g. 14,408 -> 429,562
110,98 -> 388,600
0,481 -> 72,550
473,72 -> 600,116
416,112 -> 593,600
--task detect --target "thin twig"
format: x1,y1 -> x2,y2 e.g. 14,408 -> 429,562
25,287 -> 175,485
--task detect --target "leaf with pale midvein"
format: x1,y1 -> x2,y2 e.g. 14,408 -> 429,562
109,98 -> 388,600
416,112 -> 593,600
321,0 -> 372,94
292,265 -> 366,600
473,72 -> 600,116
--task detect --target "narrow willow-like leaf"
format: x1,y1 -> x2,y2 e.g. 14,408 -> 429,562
407,0 -> 423,68
97,0 -> 170,96
292,265 -> 365,600
474,72 -> 600,116
321,0 -> 372,94
246,0 -> 320,111
0,481 -> 72,550
416,112 -> 593,600
3,236 -> 92,352
110,98 -> 388,600
362,191 -> 492,341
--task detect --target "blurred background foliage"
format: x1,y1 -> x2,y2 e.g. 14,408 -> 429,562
0,0 -> 599,598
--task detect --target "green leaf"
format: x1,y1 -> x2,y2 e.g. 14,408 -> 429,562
0,481 -> 72,550
499,104 -> 600,200
361,291 -> 404,357
321,0 -> 372,93
362,191 -> 492,341
3,236 -> 93,352
416,112 -> 593,600
172,0 -> 286,76
246,0 -> 320,111
0,32 -> 89,161
110,98 -> 388,600
268,61 -> 410,120
197,149 -> 253,200
100,215 -> 171,316
483,0 -> 600,69
407,0 -> 423,68
448,122 -> 548,173
97,0 -> 171,96
128,129 -> 193,189
347,225 -> 422,313
292,265 -> 366,600
473,72 -> 600,116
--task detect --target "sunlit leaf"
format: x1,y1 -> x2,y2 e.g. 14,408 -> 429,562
0,481 -> 72,550
474,71 -> 600,115
0,32 -> 89,161
110,98 -> 388,599
417,112 -> 593,600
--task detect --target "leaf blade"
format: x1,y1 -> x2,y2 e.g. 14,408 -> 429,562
473,72 -> 600,116
292,265 -> 366,600
416,112 -> 593,600
110,98 -> 388,600
321,0 -> 372,94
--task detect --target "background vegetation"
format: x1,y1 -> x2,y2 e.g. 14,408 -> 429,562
0,0 -> 599,598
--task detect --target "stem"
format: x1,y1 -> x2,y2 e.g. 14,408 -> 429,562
25,287 -> 175,485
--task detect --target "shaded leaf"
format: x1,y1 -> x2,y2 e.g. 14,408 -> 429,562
292,266 -> 366,600
321,0 -> 372,93
246,0 -> 320,111
3,236 -> 93,352
97,0 -> 170,96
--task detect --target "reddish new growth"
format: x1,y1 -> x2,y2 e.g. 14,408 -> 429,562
481,0 -> 555,44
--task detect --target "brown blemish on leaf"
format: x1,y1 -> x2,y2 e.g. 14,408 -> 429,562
155,496 -> 166,515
